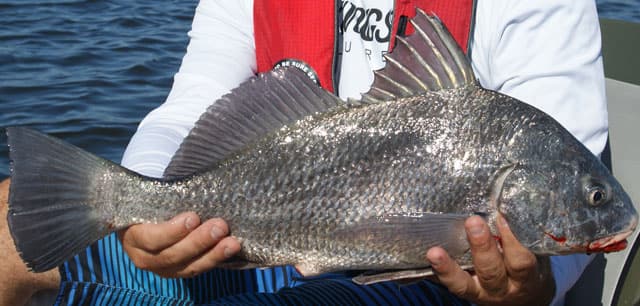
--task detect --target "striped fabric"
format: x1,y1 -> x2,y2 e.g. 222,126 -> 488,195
210,279 -> 472,305
55,233 -> 471,305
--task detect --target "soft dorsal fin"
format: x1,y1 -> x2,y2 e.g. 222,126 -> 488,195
163,67 -> 345,179
361,9 -> 477,104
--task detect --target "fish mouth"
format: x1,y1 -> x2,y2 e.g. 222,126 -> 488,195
561,215 -> 638,254
584,230 -> 633,253
584,213 -> 638,253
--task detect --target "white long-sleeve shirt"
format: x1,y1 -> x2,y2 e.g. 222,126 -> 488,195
121,0 -> 607,304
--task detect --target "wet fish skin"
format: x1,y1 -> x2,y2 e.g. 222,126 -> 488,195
105,87 -> 491,272
102,82 -> 631,270
6,11 -> 637,279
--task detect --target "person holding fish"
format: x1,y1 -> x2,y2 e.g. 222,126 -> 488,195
3,0 -> 631,305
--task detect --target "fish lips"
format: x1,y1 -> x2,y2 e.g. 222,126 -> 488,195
568,214 -> 637,253
585,230 -> 633,253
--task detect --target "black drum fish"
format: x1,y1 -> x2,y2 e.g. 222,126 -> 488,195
7,10 -> 637,284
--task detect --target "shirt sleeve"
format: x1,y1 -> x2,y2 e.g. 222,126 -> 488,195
470,0 -> 607,304
121,0 -> 256,178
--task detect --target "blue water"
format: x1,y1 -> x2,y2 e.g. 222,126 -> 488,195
597,0 -> 640,22
0,0 -> 198,178
0,0 -> 638,179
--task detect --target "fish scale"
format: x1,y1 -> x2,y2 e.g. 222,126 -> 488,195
139,89 -> 528,270
6,11 -> 637,285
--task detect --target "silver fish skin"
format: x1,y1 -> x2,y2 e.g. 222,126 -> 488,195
7,11 -> 637,281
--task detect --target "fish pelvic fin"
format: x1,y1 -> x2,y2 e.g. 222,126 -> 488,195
163,67 -> 348,179
6,127 -> 124,272
352,264 -> 474,285
361,9 -> 478,104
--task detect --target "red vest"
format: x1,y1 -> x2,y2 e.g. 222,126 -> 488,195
254,0 -> 475,93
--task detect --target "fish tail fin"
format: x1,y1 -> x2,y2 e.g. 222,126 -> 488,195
6,127 -> 125,272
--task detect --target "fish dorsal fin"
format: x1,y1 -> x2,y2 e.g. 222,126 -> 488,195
163,67 -> 345,179
361,9 -> 477,103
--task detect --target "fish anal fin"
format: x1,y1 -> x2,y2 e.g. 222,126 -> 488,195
216,259 -> 262,270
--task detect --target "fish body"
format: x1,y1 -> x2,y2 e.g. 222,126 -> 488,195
116,86 -> 502,272
7,11 -> 637,282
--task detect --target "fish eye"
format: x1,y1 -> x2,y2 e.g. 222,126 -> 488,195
587,185 -> 608,206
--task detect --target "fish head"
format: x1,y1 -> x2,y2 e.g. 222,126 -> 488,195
496,154 -> 638,255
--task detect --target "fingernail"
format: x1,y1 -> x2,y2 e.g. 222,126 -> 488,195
426,249 -> 443,266
429,254 -> 442,266
498,215 -> 509,229
211,226 -> 224,240
223,246 -> 234,258
185,216 -> 196,230
468,224 -> 485,237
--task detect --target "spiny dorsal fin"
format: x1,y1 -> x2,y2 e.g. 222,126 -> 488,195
163,67 -> 345,179
361,9 -> 477,103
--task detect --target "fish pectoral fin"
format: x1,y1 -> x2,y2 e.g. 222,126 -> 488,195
335,213 -> 471,256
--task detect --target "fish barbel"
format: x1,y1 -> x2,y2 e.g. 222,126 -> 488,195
7,10 -> 637,284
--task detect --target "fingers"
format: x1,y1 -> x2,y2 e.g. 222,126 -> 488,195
465,215 -> 508,296
151,218 -> 231,269
496,214 -> 538,282
121,212 -> 200,252
427,247 -> 479,301
119,213 -> 241,278
167,236 -> 241,278
429,215 -> 552,305
428,216 -> 509,301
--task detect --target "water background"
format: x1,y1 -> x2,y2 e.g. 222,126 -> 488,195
0,0 -> 638,179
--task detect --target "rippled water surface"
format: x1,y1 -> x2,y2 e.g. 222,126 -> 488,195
597,0 -> 640,22
0,0 -> 198,178
0,0 -> 637,178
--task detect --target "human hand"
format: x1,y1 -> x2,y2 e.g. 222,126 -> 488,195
119,212 -> 241,278
426,215 -> 555,306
